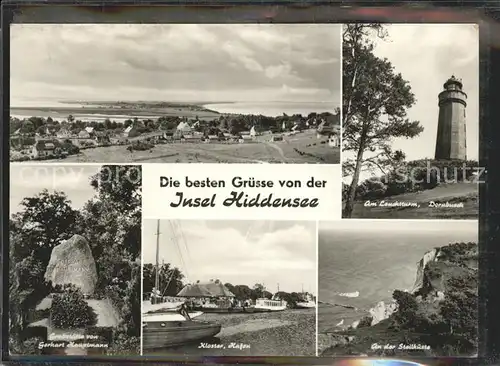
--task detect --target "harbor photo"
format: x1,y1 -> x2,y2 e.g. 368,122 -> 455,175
342,24 -> 479,219
141,220 -> 317,356
10,24 -> 341,164
9,164 -> 141,356
318,220 -> 478,357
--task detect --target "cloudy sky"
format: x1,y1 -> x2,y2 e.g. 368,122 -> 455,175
11,24 -> 340,105
10,164 -> 100,214
143,219 -> 317,294
344,24 -> 479,180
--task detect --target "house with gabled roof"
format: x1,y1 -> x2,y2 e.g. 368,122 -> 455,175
56,128 -> 72,139
32,140 -> 61,159
124,124 -> 140,138
94,131 -> 110,144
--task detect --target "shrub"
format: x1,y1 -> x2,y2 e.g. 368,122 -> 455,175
353,159 -> 479,199
425,263 -> 442,280
357,316 -> 373,328
21,336 -> 45,355
131,141 -> 154,151
61,141 -> 80,155
407,159 -> 478,183
356,179 -> 387,200
392,290 -> 418,328
50,287 -> 97,329
440,242 -> 477,263
439,275 -> 478,354
106,332 -> 140,356
342,183 -> 350,201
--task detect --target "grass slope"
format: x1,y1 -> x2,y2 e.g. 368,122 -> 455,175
32,131 -> 340,164
347,183 -> 478,219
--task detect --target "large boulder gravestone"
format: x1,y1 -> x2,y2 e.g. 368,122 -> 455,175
44,234 -> 98,295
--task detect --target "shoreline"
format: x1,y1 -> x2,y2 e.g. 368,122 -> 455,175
146,309 -> 316,357
10,101 -> 339,120
10,106 -> 219,117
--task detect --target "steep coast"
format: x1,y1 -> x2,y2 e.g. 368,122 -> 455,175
319,242 -> 478,357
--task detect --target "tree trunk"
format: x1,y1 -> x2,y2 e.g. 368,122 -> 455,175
343,57 -> 359,128
344,138 -> 366,218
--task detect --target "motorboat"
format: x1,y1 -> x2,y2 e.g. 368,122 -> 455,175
143,317 -> 221,350
253,298 -> 287,312
296,299 -> 316,309
143,311 -> 203,322
143,299 -> 185,314
296,290 -> 316,309
192,305 -> 255,313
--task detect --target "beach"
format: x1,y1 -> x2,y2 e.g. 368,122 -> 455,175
203,101 -> 337,117
10,106 -> 217,122
145,309 -> 315,356
11,101 -> 337,121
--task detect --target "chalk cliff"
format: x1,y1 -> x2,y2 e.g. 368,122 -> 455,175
369,300 -> 398,326
365,247 -> 442,327
411,248 -> 441,294
320,242 -> 478,357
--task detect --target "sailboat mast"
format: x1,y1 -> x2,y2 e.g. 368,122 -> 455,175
155,220 -> 160,301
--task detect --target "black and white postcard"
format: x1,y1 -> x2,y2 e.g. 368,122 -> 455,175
141,220 -> 317,356
8,164 -> 142,356
342,24 -> 479,219
318,220 -> 478,357
10,24 -> 341,164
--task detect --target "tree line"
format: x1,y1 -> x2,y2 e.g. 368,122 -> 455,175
343,159 -> 479,202
11,109 -> 339,138
142,263 -> 313,309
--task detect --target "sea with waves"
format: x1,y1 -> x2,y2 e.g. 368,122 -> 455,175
318,222 -> 478,334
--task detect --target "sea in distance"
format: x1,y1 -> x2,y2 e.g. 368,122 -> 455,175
318,227 -> 478,333
203,101 -> 336,117
10,100 -> 337,122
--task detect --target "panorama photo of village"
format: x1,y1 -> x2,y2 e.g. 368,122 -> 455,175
10,24 -> 341,164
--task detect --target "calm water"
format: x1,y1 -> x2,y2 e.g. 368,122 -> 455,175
10,110 -> 163,123
318,225 -> 478,333
11,101 -> 335,122
204,101 -> 336,117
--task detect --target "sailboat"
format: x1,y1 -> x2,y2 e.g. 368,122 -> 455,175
296,284 -> 316,309
142,220 -> 221,350
142,221 -> 201,319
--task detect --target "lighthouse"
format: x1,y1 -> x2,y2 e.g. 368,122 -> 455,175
434,75 -> 467,160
